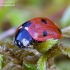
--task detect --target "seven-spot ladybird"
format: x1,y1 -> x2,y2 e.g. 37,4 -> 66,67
14,17 -> 62,49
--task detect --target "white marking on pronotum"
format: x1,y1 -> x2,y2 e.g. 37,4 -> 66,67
22,38 -> 29,46
25,27 -> 29,31
34,32 -> 38,38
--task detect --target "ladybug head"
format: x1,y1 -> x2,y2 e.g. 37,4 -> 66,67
14,28 -> 34,49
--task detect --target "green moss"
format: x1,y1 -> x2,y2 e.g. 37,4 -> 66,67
0,54 -> 3,69
34,39 -> 58,53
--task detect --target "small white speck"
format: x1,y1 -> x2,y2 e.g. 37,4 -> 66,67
25,27 -> 28,30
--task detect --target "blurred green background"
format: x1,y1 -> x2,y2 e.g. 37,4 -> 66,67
0,0 -> 70,31
0,0 -> 70,70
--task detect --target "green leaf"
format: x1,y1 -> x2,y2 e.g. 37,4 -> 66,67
37,53 -> 48,70
0,54 -> 3,69
24,62 -> 36,70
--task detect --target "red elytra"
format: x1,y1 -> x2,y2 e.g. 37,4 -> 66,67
26,17 -> 62,41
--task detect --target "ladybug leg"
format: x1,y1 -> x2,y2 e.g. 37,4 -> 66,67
14,40 -> 24,49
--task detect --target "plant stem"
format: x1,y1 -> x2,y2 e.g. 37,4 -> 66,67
37,53 -> 48,70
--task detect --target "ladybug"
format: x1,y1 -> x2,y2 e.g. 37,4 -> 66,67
14,17 -> 62,49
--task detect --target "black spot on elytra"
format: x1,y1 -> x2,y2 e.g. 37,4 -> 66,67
22,21 -> 31,27
58,28 -> 61,33
43,30 -> 47,37
41,19 -> 47,24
